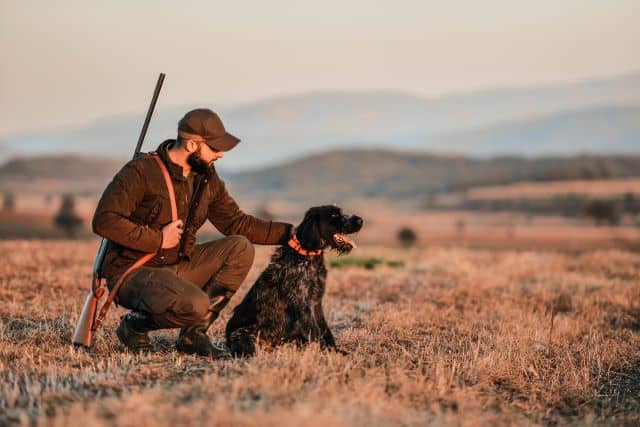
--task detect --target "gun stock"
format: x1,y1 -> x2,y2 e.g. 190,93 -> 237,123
72,285 -> 104,348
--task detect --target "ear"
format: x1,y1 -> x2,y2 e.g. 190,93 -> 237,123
185,139 -> 199,153
295,209 -> 323,250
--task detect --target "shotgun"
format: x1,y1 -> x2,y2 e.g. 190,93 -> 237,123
72,73 -> 166,348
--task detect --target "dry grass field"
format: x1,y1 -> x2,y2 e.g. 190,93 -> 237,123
466,178 -> 640,200
1,239 -> 639,426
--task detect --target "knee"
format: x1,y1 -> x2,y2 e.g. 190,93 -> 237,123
194,291 -> 211,318
227,235 -> 255,264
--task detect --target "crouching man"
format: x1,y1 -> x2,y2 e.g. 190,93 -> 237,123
92,108 -> 293,357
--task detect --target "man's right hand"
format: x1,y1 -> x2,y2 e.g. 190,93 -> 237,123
161,220 -> 184,249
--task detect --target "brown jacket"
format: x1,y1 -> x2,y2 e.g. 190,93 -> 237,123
92,139 -> 292,283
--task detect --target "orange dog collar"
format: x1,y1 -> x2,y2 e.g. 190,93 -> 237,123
287,234 -> 323,256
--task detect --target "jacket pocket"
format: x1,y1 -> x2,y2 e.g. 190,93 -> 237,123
131,195 -> 166,229
146,199 -> 162,226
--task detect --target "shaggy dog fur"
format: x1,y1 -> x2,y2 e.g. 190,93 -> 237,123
225,205 -> 363,356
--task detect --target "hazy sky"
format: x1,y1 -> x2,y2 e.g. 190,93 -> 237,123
1,0 -> 639,136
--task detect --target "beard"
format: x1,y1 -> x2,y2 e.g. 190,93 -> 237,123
187,147 -> 212,175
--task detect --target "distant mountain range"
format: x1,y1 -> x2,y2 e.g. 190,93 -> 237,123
2,71 -> 639,170
418,105 -> 640,156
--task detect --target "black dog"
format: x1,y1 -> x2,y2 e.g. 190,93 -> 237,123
225,205 -> 363,356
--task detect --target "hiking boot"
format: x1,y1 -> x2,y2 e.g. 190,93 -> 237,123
116,311 -> 156,353
175,283 -> 233,358
202,284 -> 234,330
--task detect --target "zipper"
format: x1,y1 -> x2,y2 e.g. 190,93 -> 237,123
178,175 -> 208,259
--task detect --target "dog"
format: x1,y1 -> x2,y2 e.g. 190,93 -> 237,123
225,205 -> 363,356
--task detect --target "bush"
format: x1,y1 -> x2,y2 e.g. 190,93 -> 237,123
2,192 -> 15,212
54,194 -> 83,237
330,256 -> 405,270
397,227 -> 417,247
584,199 -> 621,226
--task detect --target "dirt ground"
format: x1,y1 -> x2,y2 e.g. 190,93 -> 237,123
0,239 -> 639,426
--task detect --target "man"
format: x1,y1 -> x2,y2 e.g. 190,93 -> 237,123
92,108 -> 293,357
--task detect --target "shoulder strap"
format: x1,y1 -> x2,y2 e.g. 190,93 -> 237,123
93,153 -> 178,331
152,154 -> 178,222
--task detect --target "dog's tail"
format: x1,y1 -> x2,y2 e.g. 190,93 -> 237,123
226,327 -> 256,357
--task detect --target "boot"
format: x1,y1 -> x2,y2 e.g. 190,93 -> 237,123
116,311 -> 157,353
175,284 -> 233,357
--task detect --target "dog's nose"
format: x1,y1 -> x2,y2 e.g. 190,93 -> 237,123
353,216 -> 363,228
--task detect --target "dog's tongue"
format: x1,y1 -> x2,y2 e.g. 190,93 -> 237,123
334,233 -> 357,249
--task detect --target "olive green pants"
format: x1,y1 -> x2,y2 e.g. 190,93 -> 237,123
116,235 -> 255,329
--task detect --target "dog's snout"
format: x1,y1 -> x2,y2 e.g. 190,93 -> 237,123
351,216 -> 363,230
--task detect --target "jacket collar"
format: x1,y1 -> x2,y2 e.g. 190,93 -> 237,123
156,139 -> 190,182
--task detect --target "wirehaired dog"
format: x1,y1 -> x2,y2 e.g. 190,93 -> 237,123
225,205 -> 363,356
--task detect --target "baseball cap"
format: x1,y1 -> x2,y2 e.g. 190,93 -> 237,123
177,108 -> 240,151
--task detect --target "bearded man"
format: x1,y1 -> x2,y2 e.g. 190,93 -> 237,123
92,108 -> 293,357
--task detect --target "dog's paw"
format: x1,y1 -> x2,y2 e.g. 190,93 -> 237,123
327,346 -> 348,356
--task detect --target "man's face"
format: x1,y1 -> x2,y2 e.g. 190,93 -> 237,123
187,142 -> 225,174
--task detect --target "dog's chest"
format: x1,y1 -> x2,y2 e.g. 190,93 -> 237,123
276,256 -> 327,301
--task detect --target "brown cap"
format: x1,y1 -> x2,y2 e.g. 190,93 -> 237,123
177,108 -> 240,151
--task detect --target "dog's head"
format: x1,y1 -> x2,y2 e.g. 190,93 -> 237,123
295,205 -> 363,254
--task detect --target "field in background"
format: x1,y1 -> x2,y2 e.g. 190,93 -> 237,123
466,178 -> 640,200
2,185 -> 640,251
0,240 -> 638,426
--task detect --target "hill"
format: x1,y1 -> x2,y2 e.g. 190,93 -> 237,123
227,150 -> 640,203
0,155 -> 124,180
3,71 -> 640,170
0,155 -> 124,195
2,151 -> 640,203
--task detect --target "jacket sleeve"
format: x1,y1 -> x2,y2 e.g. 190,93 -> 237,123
207,174 -> 293,245
92,160 -> 163,253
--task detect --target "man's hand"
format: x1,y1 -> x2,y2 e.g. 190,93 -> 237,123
161,220 -> 184,249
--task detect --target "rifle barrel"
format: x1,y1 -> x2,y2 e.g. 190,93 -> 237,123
133,73 -> 165,158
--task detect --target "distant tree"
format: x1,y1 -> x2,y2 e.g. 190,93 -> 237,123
2,192 -> 15,212
54,194 -> 83,237
623,192 -> 639,215
397,227 -> 417,248
455,218 -> 466,236
584,199 -> 621,226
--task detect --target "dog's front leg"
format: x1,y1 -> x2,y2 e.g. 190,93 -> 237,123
286,304 -> 321,344
312,301 -> 338,350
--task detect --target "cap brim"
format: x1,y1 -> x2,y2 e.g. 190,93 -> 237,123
205,132 -> 240,151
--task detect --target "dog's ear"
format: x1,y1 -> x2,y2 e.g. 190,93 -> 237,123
296,208 -> 323,250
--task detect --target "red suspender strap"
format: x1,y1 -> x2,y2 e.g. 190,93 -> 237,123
93,154 -> 177,331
